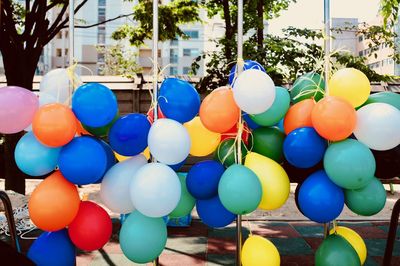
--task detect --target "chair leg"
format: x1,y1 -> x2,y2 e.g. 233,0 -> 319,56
0,191 -> 21,252
383,198 -> 400,266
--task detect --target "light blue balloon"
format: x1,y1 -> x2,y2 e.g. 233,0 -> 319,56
15,132 -> 61,176
119,211 -> 167,263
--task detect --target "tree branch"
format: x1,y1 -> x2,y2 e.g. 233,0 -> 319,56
63,12 -> 134,29
1,0 -> 20,45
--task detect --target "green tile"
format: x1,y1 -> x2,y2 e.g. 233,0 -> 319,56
378,225 -> 400,238
208,227 -> 250,239
207,254 -> 235,266
338,222 -> 373,227
270,238 -> 313,256
164,237 -> 207,255
364,239 -> 400,257
363,256 -> 379,266
293,225 -> 324,238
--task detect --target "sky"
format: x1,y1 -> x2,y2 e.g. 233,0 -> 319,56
268,0 -> 382,35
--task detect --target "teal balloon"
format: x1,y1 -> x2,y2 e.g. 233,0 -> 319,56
119,211 -> 167,263
363,91 -> 400,110
251,127 -> 285,162
291,73 -> 325,103
324,139 -> 375,190
249,87 -> 290,126
345,177 -> 386,216
315,234 -> 361,266
218,164 -> 262,215
169,173 -> 196,218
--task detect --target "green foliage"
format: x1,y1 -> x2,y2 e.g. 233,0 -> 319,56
380,0 -> 399,27
112,0 -> 200,46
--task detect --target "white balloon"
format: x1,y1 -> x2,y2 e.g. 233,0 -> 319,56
354,103 -> 400,151
232,69 -> 276,114
100,155 -> 147,214
148,118 -> 191,165
130,163 -> 181,218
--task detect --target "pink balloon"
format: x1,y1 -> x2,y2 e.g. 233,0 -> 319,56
0,86 -> 39,134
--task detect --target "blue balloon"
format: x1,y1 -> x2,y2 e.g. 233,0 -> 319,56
15,132 -> 61,176
275,118 -> 285,133
228,60 -> 266,85
159,78 -> 200,123
109,113 -> 151,156
242,113 -> 260,130
298,170 -> 344,223
94,139 -> 116,183
169,158 -> 186,172
196,196 -> 236,228
72,83 -> 118,127
186,160 -> 225,199
283,127 -> 328,168
58,136 -> 107,185
27,229 -> 75,266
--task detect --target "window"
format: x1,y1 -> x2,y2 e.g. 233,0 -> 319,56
183,48 -> 199,57
56,31 -> 62,39
65,48 -> 69,56
170,37 -> 179,46
99,0 -> 106,7
98,33 -> 105,44
183,67 -> 190,74
358,35 -> 363,42
170,49 -> 178,63
170,67 -> 178,75
65,31 -> 69,38
98,53 -> 105,63
98,8 -> 106,22
183,30 -> 199,39
56,49 -> 62,57
358,51 -> 363,57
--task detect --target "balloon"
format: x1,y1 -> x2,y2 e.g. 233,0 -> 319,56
58,136 -> 108,185
298,170 -> 344,223
72,83 -> 118,127
75,120 -> 91,136
169,173 -> 196,218
249,86 -> 290,127
251,126 -> 286,162
25,92 -> 59,132
228,60 -> 266,85
158,78 -> 200,123
15,132 -> 61,176
315,234 -> 361,266
83,113 -> 119,137
218,164 -> 262,215
29,171 -> 80,231
324,139 -> 375,190
147,106 -> 166,123
363,91 -> 400,110
100,155 -> 147,214
245,152 -> 290,210
184,116 -> 221,157
290,72 -> 325,103
283,127 -> 327,168
40,68 -> 81,104
311,96 -> 357,141
243,112 -> 260,130
354,103 -> 400,151
330,226 -> 367,264
276,118 -> 284,133
214,139 -> 248,167
119,211 -> 167,263
32,103 -> 77,147
68,201 -> 112,251
130,163 -> 181,218
199,87 -> 240,133
0,86 -> 39,134
283,99 -> 315,135
345,177 -> 386,216
329,68 -> 370,108
148,118 -> 190,165
97,139 -> 116,174
109,113 -> 151,156
241,235 -> 280,266
372,145 -> 400,179
27,229 -> 75,266
186,160 -> 225,200
221,123 -> 250,145
232,69 -> 276,114
196,196 -> 236,228
294,181 -> 304,215
168,158 -> 186,172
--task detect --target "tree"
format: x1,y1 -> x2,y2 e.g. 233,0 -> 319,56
380,0 -> 399,27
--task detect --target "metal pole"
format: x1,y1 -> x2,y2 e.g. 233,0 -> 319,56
152,0 -> 159,122
236,0 -> 244,265
323,0 -> 331,94
69,0 -> 74,68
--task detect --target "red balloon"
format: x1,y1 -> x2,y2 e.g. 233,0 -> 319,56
147,107 -> 166,124
221,123 -> 250,145
68,201 -> 112,251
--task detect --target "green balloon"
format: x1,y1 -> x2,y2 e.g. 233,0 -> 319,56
291,72 -> 325,103
363,91 -> 400,110
218,164 -> 262,215
324,139 -> 375,190
169,173 -> 196,218
345,177 -> 387,216
249,87 -> 290,126
119,211 -> 167,263
315,234 -> 361,266
251,127 -> 285,162
83,113 -> 119,137
214,139 -> 248,167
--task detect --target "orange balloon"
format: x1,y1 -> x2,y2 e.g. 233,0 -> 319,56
311,96 -> 356,141
284,99 -> 315,134
199,87 -> 240,133
28,171 -> 80,231
76,120 -> 91,136
32,103 -> 77,147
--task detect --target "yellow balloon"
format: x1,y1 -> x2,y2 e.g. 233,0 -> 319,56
245,152 -> 290,210
330,226 -> 367,265
114,152 -> 130,162
142,147 -> 151,160
328,68 -> 371,108
242,235 -> 280,266
184,116 -> 221,157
